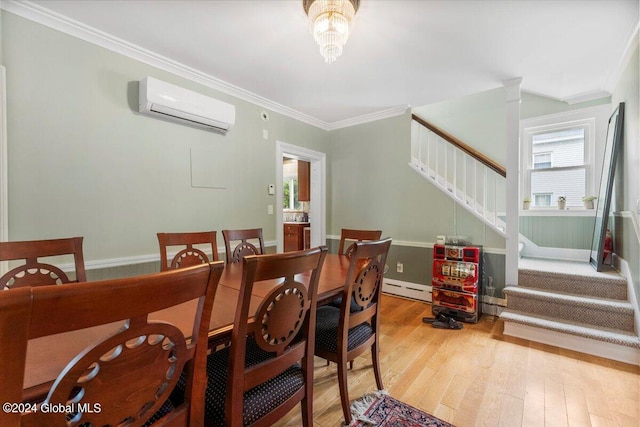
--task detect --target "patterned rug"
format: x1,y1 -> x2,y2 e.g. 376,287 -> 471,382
350,392 -> 455,426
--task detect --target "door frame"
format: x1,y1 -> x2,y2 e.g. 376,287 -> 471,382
275,141 -> 326,252
0,66 -> 7,275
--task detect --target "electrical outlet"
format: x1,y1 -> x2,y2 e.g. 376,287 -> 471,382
396,262 -> 403,273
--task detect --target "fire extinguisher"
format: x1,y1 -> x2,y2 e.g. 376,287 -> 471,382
603,229 -> 613,263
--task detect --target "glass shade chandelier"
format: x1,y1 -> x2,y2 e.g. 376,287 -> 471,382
303,0 -> 360,64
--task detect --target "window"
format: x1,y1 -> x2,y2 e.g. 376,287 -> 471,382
283,158 -> 302,210
533,152 -> 552,169
533,193 -> 552,207
283,178 -> 301,210
530,127 -> 586,206
520,106 -> 608,209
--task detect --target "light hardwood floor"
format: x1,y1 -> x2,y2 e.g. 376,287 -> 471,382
274,294 -> 640,427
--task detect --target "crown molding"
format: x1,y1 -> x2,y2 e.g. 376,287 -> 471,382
562,89 -> 612,105
1,0 -> 336,129
326,105 -> 410,130
2,0 -> 407,131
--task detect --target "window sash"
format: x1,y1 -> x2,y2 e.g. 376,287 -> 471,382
521,116 -> 595,209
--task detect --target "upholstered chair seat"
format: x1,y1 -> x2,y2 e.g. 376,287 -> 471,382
315,306 -> 374,354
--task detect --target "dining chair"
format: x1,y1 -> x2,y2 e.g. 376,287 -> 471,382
222,228 -> 265,264
157,231 -> 219,271
331,229 -> 383,312
0,261 -> 224,427
314,237 -> 392,425
338,228 -> 382,256
0,237 -> 86,290
199,246 -> 327,426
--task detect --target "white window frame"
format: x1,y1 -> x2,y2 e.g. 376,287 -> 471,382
520,105 -> 610,211
283,177 -> 300,211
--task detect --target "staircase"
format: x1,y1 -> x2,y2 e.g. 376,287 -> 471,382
502,260 -> 640,365
410,114 -> 639,365
410,115 -> 507,238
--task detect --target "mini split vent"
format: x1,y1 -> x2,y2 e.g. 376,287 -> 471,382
138,77 -> 236,134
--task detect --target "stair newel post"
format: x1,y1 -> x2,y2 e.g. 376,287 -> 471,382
504,78 -> 522,288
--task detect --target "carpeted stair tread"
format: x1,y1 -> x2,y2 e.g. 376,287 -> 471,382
500,310 -> 640,348
518,268 -> 627,300
504,286 -> 634,312
504,285 -> 635,332
518,267 -> 626,283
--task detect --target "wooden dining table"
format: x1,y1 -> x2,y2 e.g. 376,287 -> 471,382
22,253 -> 352,398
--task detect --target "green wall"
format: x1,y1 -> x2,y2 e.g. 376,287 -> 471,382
3,10 -> 639,310
519,216 -> 595,249
2,12 -> 327,262
327,111 -> 505,249
326,110 -> 506,295
413,87 -> 507,165
610,37 -> 640,311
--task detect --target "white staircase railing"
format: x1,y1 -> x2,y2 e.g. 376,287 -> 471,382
410,115 -> 507,238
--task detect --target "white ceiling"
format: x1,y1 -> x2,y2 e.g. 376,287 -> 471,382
16,0 -> 640,126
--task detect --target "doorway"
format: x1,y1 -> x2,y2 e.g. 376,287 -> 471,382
275,141 -> 326,252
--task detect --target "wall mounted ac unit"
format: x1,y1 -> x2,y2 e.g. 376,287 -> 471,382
139,77 -> 235,134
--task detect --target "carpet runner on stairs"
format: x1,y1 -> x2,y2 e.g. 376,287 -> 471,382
501,259 -> 640,364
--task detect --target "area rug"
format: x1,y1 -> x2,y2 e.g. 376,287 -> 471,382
350,391 -> 455,427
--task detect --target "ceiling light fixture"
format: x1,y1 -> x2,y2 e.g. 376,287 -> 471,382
303,0 -> 360,64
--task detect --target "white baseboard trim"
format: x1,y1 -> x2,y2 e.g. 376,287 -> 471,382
503,321 -> 640,366
518,234 -> 590,262
383,279 -> 431,302
616,256 -> 640,337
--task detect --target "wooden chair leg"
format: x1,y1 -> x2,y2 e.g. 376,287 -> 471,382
337,358 -> 352,425
349,360 -> 353,370
300,396 -> 312,427
371,341 -> 384,390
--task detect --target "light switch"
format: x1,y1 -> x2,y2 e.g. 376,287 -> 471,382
268,205 -> 274,215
